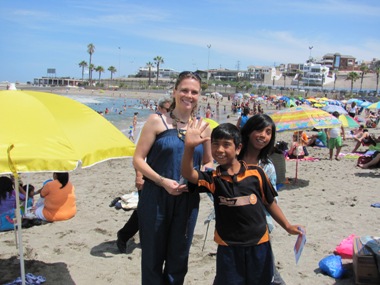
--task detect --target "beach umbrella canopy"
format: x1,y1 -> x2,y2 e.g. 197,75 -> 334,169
347,98 -> 363,105
1,90 -> 135,173
322,105 -> 348,115
0,90 -> 135,284
203,118 -> 219,130
270,105 -> 342,183
234,93 -> 243,100
270,105 -> 342,132
366,101 -> 380,109
338,114 -> 360,128
358,101 -> 372,108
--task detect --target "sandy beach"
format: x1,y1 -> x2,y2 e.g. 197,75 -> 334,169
1,88 -> 380,285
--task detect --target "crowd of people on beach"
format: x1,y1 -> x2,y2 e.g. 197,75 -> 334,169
3,71 -> 380,285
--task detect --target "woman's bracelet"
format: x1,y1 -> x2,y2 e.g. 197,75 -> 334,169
157,175 -> 165,186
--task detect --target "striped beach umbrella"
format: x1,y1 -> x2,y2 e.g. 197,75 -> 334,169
366,101 -> 380,109
338,114 -> 360,128
270,105 -> 342,132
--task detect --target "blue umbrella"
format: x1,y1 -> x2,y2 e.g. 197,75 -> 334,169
359,101 -> 371,107
322,105 -> 348,115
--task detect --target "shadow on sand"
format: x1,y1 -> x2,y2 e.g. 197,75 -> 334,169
0,256 -> 75,285
90,239 -> 141,257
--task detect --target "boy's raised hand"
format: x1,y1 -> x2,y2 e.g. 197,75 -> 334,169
185,118 -> 210,148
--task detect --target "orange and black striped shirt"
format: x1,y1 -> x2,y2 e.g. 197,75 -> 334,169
197,161 -> 277,246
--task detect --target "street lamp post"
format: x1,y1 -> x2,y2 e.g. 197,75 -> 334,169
207,44 -> 211,84
307,46 -> 313,87
118,47 -> 121,78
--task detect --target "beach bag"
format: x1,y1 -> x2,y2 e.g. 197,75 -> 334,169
0,209 -> 16,232
318,255 -> 345,278
334,234 -> 356,258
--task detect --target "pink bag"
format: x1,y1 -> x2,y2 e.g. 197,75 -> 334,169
334,234 -> 356,259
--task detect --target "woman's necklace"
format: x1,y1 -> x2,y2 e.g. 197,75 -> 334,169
170,111 -> 191,128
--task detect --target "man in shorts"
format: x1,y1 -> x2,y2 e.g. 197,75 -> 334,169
327,111 -> 345,160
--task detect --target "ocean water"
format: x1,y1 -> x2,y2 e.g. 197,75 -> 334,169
66,94 -> 234,137
66,95 -> 156,136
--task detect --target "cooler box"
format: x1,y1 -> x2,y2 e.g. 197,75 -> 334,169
353,237 -> 380,284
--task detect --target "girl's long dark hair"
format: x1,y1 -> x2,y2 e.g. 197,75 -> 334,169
238,114 -> 276,164
55,172 -> 69,189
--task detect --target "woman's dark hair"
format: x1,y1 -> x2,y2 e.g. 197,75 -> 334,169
55,172 -> 69,189
0,176 -> 14,202
211,123 -> 242,147
242,106 -> 250,116
238,114 -> 276,164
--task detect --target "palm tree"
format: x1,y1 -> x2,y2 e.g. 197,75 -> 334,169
95,66 -> 104,84
346,72 -> 359,95
153,56 -> 164,86
108,66 -> 117,80
146,62 -> 154,86
88,64 -> 95,85
359,63 -> 369,91
373,63 -> 380,94
87,43 -> 95,85
78,61 -> 88,81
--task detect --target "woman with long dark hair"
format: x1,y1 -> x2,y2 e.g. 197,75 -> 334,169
34,172 -> 76,222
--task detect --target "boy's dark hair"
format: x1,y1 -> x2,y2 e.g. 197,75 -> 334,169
211,123 -> 241,147
238,114 -> 276,164
332,111 -> 340,118
22,184 -> 35,193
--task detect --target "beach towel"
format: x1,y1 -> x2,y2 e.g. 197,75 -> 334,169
109,191 -> 138,211
4,273 -> 46,285
286,156 -> 320,162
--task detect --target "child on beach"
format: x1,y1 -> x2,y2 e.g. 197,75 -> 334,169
181,122 -> 304,285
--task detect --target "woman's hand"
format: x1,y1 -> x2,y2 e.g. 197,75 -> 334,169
161,177 -> 188,196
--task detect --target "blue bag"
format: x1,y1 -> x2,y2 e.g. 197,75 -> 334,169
318,255 -> 345,278
0,209 -> 16,232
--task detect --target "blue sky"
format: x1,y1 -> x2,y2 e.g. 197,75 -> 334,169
1,0 -> 379,83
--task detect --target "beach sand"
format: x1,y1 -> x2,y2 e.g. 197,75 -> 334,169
1,88 -> 379,285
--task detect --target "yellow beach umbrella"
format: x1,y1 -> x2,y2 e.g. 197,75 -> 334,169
0,90 -> 135,173
0,90 -> 135,284
203,118 -> 219,130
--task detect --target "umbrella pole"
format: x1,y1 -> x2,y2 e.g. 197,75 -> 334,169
14,181 -> 26,285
